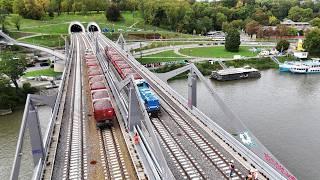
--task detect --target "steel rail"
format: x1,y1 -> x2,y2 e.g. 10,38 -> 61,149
151,117 -> 206,179
97,33 -> 289,180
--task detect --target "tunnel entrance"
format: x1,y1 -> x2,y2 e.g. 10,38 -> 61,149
70,24 -> 83,33
88,25 -> 98,32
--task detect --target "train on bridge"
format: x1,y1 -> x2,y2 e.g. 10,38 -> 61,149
85,49 -> 115,127
105,46 -> 161,115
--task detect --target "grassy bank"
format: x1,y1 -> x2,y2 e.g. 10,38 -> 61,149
137,50 -> 189,64
24,68 -> 62,77
7,11 -> 146,34
179,46 -> 258,58
225,57 -> 278,70
134,41 -> 204,51
155,56 -> 280,80
20,35 -> 65,47
154,61 -> 222,80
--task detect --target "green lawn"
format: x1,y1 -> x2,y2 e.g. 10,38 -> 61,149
6,11 -> 154,35
147,50 -> 183,58
138,50 -> 189,64
179,46 -> 258,58
24,68 -> 62,77
20,35 -> 65,47
134,41 -> 203,51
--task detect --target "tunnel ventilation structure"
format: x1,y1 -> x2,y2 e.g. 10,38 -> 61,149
68,21 -> 85,34
87,22 -> 101,33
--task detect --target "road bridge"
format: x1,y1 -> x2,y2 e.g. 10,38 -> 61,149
10,22 -> 296,180
0,30 -> 66,60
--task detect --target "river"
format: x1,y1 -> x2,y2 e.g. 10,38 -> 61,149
0,106 -> 51,180
168,69 -> 320,180
1,69 -> 319,179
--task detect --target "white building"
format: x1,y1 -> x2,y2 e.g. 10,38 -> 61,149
280,19 -> 311,31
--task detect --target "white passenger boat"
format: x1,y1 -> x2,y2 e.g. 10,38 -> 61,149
289,60 -> 320,74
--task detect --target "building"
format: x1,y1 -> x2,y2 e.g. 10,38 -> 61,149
280,19 -> 311,31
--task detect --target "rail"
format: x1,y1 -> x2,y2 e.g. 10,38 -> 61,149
98,33 -> 292,180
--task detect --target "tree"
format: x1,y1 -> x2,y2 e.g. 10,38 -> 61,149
276,24 -> 288,37
230,19 -> 244,30
0,52 -> 27,89
271,0 -> 298,20
11,14 -> 22,31
276,39 -> 290,52
0,76 -> 18,109
0,8 -> 8,32
288,6 -> 313,22
252,8 -> 269,25
106,3 -> 121,22
222,22 -> 232,32
225,28 -> 241,52
222,0 -> 237,7
13,0 -> 45,20
245,20 -> 260,38
215,12 -> 227,30
311,17 -> 320,28
269,15 -> 280,26
0,0 -> 14,13
303,28 -> 320,55
287,27 -> 298,36
36,0 -> 49,13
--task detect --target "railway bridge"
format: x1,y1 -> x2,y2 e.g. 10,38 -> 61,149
7,22 -> 296,180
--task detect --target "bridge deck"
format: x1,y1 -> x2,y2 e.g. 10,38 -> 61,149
48,33 -> 138,180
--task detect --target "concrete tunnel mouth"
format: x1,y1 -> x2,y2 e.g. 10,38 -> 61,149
87,22 -> 101,33
88,25 -> 99,32
68,22 -> 85,34
71,24 -> 83,32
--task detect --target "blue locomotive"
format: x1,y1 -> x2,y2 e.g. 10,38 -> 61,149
135,79 -> 160,115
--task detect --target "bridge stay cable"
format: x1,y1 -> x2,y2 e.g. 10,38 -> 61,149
99,32 -> 295,180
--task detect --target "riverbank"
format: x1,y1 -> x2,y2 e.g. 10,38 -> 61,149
153,56 -> 289,80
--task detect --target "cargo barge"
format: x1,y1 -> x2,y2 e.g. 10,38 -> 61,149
210,66 -> 261,81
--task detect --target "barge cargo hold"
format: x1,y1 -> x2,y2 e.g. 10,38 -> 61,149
210,66 -> 261,81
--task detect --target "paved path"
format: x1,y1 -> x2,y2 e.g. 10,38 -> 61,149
133,42 -> 275,58
0,30 -> 66,60
17,33 -> 48,40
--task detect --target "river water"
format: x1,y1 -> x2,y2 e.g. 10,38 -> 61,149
0,106 -> 51,180
168,69 -> 320,180
0,69 -> 319,179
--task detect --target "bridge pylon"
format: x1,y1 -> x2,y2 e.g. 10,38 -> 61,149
115,33 -> 128,52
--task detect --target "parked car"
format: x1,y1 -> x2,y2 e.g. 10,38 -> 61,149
40,62 -> 50,67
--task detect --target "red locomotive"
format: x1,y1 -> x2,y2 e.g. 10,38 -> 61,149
84,50 -> 115,127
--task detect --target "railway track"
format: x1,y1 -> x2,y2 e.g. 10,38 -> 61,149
151,117 -> 206,179
62,34 -> 87,180
156,101 -> 245,180
98,33 -> 248,179
98,128 -> 130,180
81,33 -> 133,180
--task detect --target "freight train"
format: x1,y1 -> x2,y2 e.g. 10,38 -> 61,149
104,47 -> 161,115
84,49 -> 115,127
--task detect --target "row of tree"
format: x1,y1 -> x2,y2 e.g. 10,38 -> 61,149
139,0 -> 320,34
0,51 -> 37,109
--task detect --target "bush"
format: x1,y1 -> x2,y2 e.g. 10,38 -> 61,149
225,28 -> 241,52
106,4 -> 121,22
22,82 -> 38,94
276,40 -> 290,52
